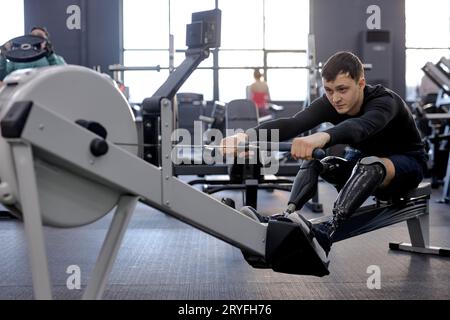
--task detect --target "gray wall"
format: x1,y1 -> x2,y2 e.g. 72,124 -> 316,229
310,0 -> 406,97
24,0 -> 122,75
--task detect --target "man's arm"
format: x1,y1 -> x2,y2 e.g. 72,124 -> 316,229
324,97 -> 398,146
254,97 -> 336,142
219,97 -> 336,156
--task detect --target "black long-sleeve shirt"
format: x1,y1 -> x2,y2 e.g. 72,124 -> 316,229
255,84 -> 425,158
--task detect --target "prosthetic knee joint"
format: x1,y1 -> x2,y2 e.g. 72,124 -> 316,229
286,156 -> 353,215
319,156 -> 354,192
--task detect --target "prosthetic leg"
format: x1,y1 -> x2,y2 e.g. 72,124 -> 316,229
242,156 -> 354,222
279,156 -> 387,276
328,157 -> 387,237
240,159 -> 323,222
284,159 -> 323,215
309,156 -> 387,253
240,155 -> 388,277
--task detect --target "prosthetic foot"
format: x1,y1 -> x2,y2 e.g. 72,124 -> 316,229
222,197 -> 268,223
240,206 -> 272,223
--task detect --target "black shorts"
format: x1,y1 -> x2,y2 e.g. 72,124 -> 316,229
382,153 -> 425,195
344,149 -> 426,196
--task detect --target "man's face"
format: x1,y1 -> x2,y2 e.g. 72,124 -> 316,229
323,72 -> 365,116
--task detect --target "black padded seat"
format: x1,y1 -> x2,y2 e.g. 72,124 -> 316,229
399,182 -> 432,199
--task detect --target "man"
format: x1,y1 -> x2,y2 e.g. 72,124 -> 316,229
0,26 -> 66,84
220,51 -> 427,275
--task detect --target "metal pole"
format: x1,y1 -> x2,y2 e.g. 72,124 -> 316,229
169,34 -> 175,73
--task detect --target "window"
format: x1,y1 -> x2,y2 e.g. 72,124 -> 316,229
218,0 -> 309,102
266,52 -> 308,100
264,0 -> 309,50
220,0 -> 264,50
123,0 -> 309,103
123,0 -> 169,49
123,0 -> 214,102
0,0 -> 24,44
405,0 -> 450,100
170,0 -> 216,49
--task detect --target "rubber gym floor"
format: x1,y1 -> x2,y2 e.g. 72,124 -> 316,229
0,177 -> 449,300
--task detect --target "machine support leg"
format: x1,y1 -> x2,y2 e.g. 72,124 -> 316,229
306,190 -> 323,213
83,195 -> 138,300
389,209 -> 450,256
407,213 -> 430,248
12,143 -> 52,300
245,180 -> 258,209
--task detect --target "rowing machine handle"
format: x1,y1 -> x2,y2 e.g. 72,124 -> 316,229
312,148 -> 326,160
277,142 -> 325,160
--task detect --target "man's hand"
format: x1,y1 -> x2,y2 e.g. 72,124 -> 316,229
219,132 -> 248,157
290,132 -> 330,160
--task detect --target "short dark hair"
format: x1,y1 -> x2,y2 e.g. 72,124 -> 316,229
30,26 -> 50,39
321,51 -> 364,82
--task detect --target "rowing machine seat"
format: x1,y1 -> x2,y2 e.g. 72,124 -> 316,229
399,182 -> 431,199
